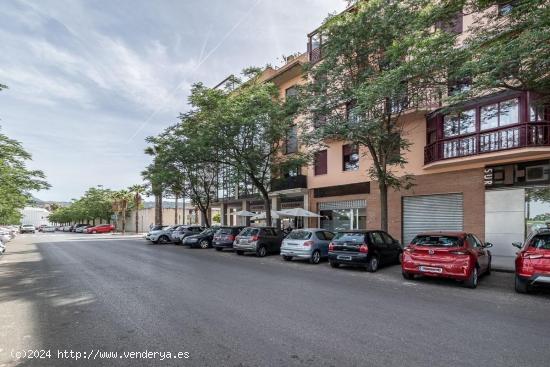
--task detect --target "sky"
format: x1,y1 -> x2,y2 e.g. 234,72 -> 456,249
0,0 -> 345,201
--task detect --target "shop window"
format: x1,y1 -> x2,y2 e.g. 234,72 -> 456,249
314,150 -> 328,176
319,207 -> 366,231
480,98 -> 519,130
343,144 -> 359,171
443,109 -> 476,137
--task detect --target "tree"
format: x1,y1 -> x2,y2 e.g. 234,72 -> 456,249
298,0 -> 463,231
0,129 -> 50,223
455,0 -> 550,102
141,160 -> 167,226
111,190 -> 132,234
185,69 -> 306,226
128,184 -> 147,232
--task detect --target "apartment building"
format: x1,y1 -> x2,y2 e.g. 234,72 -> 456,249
303,4 -> 550,263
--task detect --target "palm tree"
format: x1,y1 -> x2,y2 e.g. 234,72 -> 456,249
111,190 -> 132,234
128,184 -> 147,233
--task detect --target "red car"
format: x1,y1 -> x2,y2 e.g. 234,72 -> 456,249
86,224 -> 115,234
513,229 -> 550,293
401,231 -> 492,288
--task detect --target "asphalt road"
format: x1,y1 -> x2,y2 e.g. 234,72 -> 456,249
1,233 -> 549,367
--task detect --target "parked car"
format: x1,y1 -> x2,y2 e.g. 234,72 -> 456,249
62,225 -> 73,232
183,227 -> 218,249
513,228 -> 550,293
75,225 -> 92,233
172,225 -> 204,244
86,224 -> 115,234
0,241 -> 5,254
20,224 -> 36,234
233,227 -> 283,257
37,224 -> 46,232
145,225 -> 182,244
328,230 -> 402,272
401,231 -> 492,288
42,225 -> 56,233
280,228 -> 335,264
213,226 -> 245,251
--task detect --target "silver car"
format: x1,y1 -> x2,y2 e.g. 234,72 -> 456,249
280,228 -> 335,264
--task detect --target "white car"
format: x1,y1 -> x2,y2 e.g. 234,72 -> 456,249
21,224 -> 36,234
42,226 -> 56,233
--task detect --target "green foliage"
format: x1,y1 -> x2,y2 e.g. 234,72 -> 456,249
48,187 -> 113,224
456,0 -> 550,101
0,129 -> 50,224
298,0 -> 462,230
212,213 -> 221,224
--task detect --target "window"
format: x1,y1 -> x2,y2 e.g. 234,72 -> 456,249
369,232 -> 385,246
480,98 -> 519,130
347,101 -> 362,125
530,235 -> 550,250
323,231 -> 334,240
285,86 -> 298,100
529,101 -> 546,122
380,232 -> 395,246
498,2 -> 517,16
435,12 -> 463,34
314,150 -> 328,175
285,125 -> 298,154
310,33 -> 321,50
313,113 -> 327,129
443,109 -> 476,137
343,144 -> 359,171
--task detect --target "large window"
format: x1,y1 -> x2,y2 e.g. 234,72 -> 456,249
320,208 -> 366,231
443,109 -> 476,137
342,144 -> 359,171
480,98 -> 519,131
285,125 -> 298,154
314,150 -> 327,176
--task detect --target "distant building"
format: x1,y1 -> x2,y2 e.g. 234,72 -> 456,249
21,207 -> 51,227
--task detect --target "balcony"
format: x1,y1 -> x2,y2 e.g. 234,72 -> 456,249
271,175 -> 308,192
424,122 -> 550,164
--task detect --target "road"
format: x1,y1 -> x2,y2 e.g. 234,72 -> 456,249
0,233 -> 549,367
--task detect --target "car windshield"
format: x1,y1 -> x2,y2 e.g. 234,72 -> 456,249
334,232 -> 365,241
240,228 -> 259,237
287,230 -> 312,240
530,234 -> 550,250
412,235 -> 461,247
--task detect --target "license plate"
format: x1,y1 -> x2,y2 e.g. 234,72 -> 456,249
337,255 -> 352,261
419,266 -> 443,273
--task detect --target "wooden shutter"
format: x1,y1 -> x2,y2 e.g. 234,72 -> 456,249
314,150 -> 328,175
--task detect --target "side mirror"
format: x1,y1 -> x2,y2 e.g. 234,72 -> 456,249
512,242 -> 523,249
483,242 -> 493,249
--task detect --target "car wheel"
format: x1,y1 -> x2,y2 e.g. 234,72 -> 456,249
402,271 -> 414,280
329,261 -> 340,268
215,247 -> 223,252
515,275 -> 529,294
282,255 -> 292,261
256,245 -> 267,257
396,251 -> 403,264
159,235 -> 169,244
199,240 -> 209,249
309,250 -> 321,265
464,267 -> 478,289
236,250 -> 244,256
366,255 -> 379,273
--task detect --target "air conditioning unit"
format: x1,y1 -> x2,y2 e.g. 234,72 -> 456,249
525,165 -> 550,183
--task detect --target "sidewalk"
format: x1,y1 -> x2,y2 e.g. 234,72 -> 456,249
492,255 -> 515,273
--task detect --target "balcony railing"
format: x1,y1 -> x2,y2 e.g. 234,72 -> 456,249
271,175 -> 308,192
424,122 -> 550,164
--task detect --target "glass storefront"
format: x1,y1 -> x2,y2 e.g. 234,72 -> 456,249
525,187 -> 550,236
319,200 -> 367,231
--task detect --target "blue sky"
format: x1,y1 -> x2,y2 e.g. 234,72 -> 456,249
0,0 -> 344,201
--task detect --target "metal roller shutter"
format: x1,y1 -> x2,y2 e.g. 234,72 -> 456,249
402,194 -> 464,245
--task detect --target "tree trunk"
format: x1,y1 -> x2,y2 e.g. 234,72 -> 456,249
201,208 -> 210,227
135,199 -> 139,234
181,196 -> 186,225
159,195 -> 163,225
263,195 -> 272,227
122,209 -> 126,234
174,194 -> 179,224
379,180 -> 388,232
